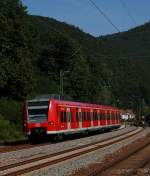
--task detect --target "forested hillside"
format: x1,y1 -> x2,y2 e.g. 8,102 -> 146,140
0,0 -> 150,141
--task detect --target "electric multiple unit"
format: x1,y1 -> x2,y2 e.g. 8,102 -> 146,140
23,95 -> 121,142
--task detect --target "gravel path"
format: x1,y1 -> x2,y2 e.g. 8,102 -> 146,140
22,127 -> 150,176
0,126 -> 132,167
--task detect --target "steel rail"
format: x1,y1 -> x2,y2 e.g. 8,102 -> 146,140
0,126 -> 125,154
0,128 -> 143,176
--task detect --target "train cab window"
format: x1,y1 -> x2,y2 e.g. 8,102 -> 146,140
104,112 -> 108,119
60,111 -> 67,123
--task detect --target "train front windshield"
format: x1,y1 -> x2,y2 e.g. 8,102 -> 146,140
28,109 -> 48,122
27,100 -> 49,123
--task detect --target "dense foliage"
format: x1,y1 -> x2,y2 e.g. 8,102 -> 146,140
0,0 -> 150,141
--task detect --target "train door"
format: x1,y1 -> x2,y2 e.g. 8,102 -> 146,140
58,108 -> 67,131
100,110 -> 104,126
104,110 -> 107,126
66,108 -> 71,130
87,109 -> 91,128
112,111 -> 115,124
90,109 -> 93,127
93,110 -> 98,127
72,107 -> 78,129
81,109 -> 87,128
78,108 -> 82,129
107,110 -> 110,125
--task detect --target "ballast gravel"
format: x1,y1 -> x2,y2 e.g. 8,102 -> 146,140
0,125 -> 132,167
23,127 -> 150,176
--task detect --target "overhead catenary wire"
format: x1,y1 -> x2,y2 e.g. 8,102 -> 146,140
119,0 -> 137,26
88,0 -> 121,33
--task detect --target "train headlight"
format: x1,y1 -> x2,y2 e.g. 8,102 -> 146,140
48,121 -> 54,126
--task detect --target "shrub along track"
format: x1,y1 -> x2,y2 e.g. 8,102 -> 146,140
0,128 -> 142,176
72,130 -> 150,176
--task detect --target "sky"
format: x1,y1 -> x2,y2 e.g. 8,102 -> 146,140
21,0 -> 150,36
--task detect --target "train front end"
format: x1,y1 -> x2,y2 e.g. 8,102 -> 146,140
23,98 -> 50,142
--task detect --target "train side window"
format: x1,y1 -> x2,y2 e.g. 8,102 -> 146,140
93,111 -> 98,121
60,111 -> 67,123
87,112 -> 91,121
60,111 -> 63,123
68,112 -> 73,122
112,113 -> 114,120
117,113 -> 119,120
64,111 -> 67,122
93,112 -> 95,121
71,112 -> 73,122
82,112 -> 86,121
76,112 -> 79,122
119,113 -> 121,119
104,111 -> 107,120
108,112 -> 111,120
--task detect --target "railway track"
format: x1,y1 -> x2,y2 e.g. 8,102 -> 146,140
99,137 -> 150,176
0,128 -> 143,176
0,126 -> 125,154
72,129 -> 150,176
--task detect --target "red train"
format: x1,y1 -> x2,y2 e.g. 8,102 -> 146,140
23,95 -> 121,142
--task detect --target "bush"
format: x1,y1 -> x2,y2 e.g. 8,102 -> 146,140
0,98 -> 23,129
0,114 -> 24,143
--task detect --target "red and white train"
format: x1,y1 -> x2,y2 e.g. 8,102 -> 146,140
23,95 -> 121,142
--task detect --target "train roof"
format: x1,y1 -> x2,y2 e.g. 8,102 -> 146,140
54,100 -> 119,111
27,95 -> 120,111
